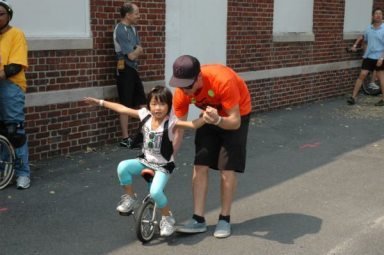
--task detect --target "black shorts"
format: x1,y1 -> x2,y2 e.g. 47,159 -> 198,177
361,58 -> 384,72
116,65 -> 146,107
194,114 -> 250,173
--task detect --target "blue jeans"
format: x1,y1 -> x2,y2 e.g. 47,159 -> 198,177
0,80 -> 30,177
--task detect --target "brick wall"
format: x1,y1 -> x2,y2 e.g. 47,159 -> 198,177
24,0 -> 383,161
25,0 -> 166,160
227,0 -> 382,113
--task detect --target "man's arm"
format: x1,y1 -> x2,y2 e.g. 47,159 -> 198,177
204,105 -> 241,130
127,45 -> 143,61
0,64 -> 23,80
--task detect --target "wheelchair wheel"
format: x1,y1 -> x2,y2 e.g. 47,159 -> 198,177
0,135 -> 16,190
362,73 -> 382,96
135,198 -> 158,243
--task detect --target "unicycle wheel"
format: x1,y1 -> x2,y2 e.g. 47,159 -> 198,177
135,199 -> 158,243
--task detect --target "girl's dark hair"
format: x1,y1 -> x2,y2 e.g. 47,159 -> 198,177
147,85 -> 173,115
120,2 -> 134,18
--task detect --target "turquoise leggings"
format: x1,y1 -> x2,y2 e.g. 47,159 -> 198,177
117,159 -> 170,208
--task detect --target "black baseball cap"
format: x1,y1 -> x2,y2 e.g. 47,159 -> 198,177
169,55 -> 200,88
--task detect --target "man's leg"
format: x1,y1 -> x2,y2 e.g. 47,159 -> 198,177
351,69 -> 369,98
192,165 -> 209,216
220,170 -> 237,216
119,114 -> 129,139
374,70 -> 384,105
176,164 -> 209,233
0,81 -> 30,189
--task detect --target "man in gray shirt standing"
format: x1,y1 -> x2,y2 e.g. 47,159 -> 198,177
113,2 -> 146,148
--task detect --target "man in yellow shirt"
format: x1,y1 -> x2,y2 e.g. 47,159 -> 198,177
0,0 -> 30,189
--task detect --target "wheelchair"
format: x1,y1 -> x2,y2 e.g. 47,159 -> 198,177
0,133 -> 16,190
0,122 -> 25,190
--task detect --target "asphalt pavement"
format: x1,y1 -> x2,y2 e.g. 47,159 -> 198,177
1,95 -> 384,255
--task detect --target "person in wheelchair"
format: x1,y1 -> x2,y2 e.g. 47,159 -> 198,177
84,86 -> 206,237
0,0 -> 30,189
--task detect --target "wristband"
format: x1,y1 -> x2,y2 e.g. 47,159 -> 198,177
99,99 -> 104,106
214,116 -> 222,126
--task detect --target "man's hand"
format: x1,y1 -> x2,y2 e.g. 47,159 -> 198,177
203,106 -> 220,125
377,58 -> 384,67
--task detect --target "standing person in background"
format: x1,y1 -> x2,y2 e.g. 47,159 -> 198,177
113,2 -> 147,148
170,55 -> 252,238
347,8 -> 384,106
0,0 -> 30,189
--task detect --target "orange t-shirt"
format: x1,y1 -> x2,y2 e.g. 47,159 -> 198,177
173,64 -> 251,118
0,27 -> 28,92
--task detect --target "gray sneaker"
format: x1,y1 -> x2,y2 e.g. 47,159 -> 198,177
213,220 -> 231,238
160,215 -> 176,237
16,176 -> 30,190
176,218 -> 207,233
116,194 -> 138,214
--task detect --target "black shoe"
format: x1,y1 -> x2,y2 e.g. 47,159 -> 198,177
347,97 -> 356,105
119,134 -> 143,149
119,137 -> 133,147
374,99 -> 384,106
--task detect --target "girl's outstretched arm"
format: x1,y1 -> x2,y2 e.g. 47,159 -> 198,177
83,97 -> 140,118
175,116 -> 205,129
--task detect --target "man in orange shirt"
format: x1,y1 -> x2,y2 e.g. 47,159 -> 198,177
170,55 -> 251,238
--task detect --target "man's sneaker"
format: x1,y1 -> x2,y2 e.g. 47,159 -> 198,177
160,215 -> 176,237
119,135 -> 142,149
119,136 -> 133,147
213,220 -> 231,238
347,96 -> 356,105
176,218 -> 207,233
116,194 -> 138,215
374,99 -> 384,106
16,176 -> 30,190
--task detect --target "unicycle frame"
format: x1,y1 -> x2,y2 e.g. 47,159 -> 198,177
132,168 -> 161,243
0,134 -> 16,190
134,193 -> 159,243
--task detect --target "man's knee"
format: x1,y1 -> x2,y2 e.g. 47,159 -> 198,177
0,122 -> 26,148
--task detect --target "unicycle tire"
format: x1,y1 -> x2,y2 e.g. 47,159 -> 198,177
0,135 -> 16,190
135,199 -> 157,243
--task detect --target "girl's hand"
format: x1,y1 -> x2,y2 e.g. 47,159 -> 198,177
83,97 -> 100,106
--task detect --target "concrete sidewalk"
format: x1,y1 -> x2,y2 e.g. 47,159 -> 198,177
1,95 -> 384,255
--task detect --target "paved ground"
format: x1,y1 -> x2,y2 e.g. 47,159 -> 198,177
1,95 -> 384,255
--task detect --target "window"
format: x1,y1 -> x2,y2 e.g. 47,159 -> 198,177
273,0 -> 314,42
10,0 -> 92,50
343,0 -> 374,40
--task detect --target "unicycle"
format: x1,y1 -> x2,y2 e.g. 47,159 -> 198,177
0,134 -> 16,190
134,169 -> 161,243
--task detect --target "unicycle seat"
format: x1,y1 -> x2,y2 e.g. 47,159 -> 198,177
141,168 -> 155,183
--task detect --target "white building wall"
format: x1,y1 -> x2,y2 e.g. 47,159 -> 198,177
165,0 -> 228,119
343,0 -> 374,39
